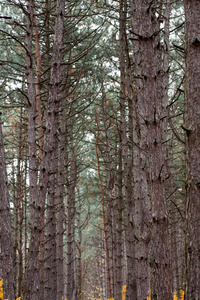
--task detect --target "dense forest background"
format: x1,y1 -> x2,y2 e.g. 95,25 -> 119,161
0,0 -> 199,300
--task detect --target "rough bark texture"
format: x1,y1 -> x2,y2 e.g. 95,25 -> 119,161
101,85 -> 117,299
184,1 -> 200,299
55,100 -> 66,300
119,1 -> 138,298
23,0 -> 65,299
16,111 -> 24,297
129,2 -> 152,299
167,136 -> 182,294
95,112 -> 112,299
44,167 -> 57,300
130,1 -> 172,299
116,153 -> 124,300
23,1 -> 39,298
33,10 -> 45,299
0,117 -> 15,300
77,190 -> 83,300
66,141 -> 77,300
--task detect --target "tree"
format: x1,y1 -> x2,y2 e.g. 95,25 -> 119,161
129,0 -> 172,298
0,0 -> 199,299
0,115 -> 15,300
23,0 -> 66,299
184,1 -> 200,298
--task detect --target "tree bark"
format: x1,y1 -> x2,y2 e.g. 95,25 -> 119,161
55,100 -> 66,300
95,112 -> 112,299
184,1 -> 200,298
23,1 -> 39,298
23,0 -> 65,299
0,116 -> 15,300
66,137 -> 77,300
118,1 -> 138,298
130,1 -> 172,299
44,163 -> 57,300
16,108 -> 24,297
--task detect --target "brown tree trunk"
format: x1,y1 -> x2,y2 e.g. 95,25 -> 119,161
184,1 -> 200,298
76,188 -> 83,300
130,1 -> 172,299
23,1 -> 39,298
66,136 -> 77,300
44,161 -> 57,300
118,2 -> 134,299
0,116 -> 15,300
116,144 -> 124,300
16,109 -> 24,297
167,135 -> 181,294
119,1 -> 152,297
118,2 -> 138,298
33,11 -> 45,299
55,101 -> 66,300
100,85 -> 119,299
95,112 -> 112,299
23,0 -> 65,299
33,7 -> 43,161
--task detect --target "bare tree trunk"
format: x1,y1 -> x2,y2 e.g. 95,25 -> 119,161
116,146 -> 124,300
184,1 -> 200,298
33,6 -> 43,161
118,2 -> 131,299
32,10 -> 45,299
0,116 -> 15,300
118,1 -> 138,298
23,0 -> 65,299
44,165 -> 57,300
66,130 -> 77,300
130,1 -> 172,299
95,112 -> 112,299
23,1 -> 39,298
55,98 -> 66,300
76,189 -> 83,300
120,2 -> 152,297
108,193 -> 117,298
99,85 -> 120,299
16,108 -> 24,297
167,136 -> 181,294
132,88 -> 151,300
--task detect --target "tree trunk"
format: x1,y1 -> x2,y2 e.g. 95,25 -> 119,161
0,116 -> 15,300
23,0 -> 39,298
184,1 -> 200,298
55,99 -> 66,300
16,109 -> 24,297
23,0 -> 65,298
0,118 -> 15,299
118,1 -> 138,298
130,1 -> 172,299
116,146 -> 124,300
76,188 -> 83,300
44,165 -> 57,300
95,112 -> 112,299
119,5 -> 132,300
66,131 -> 77,300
